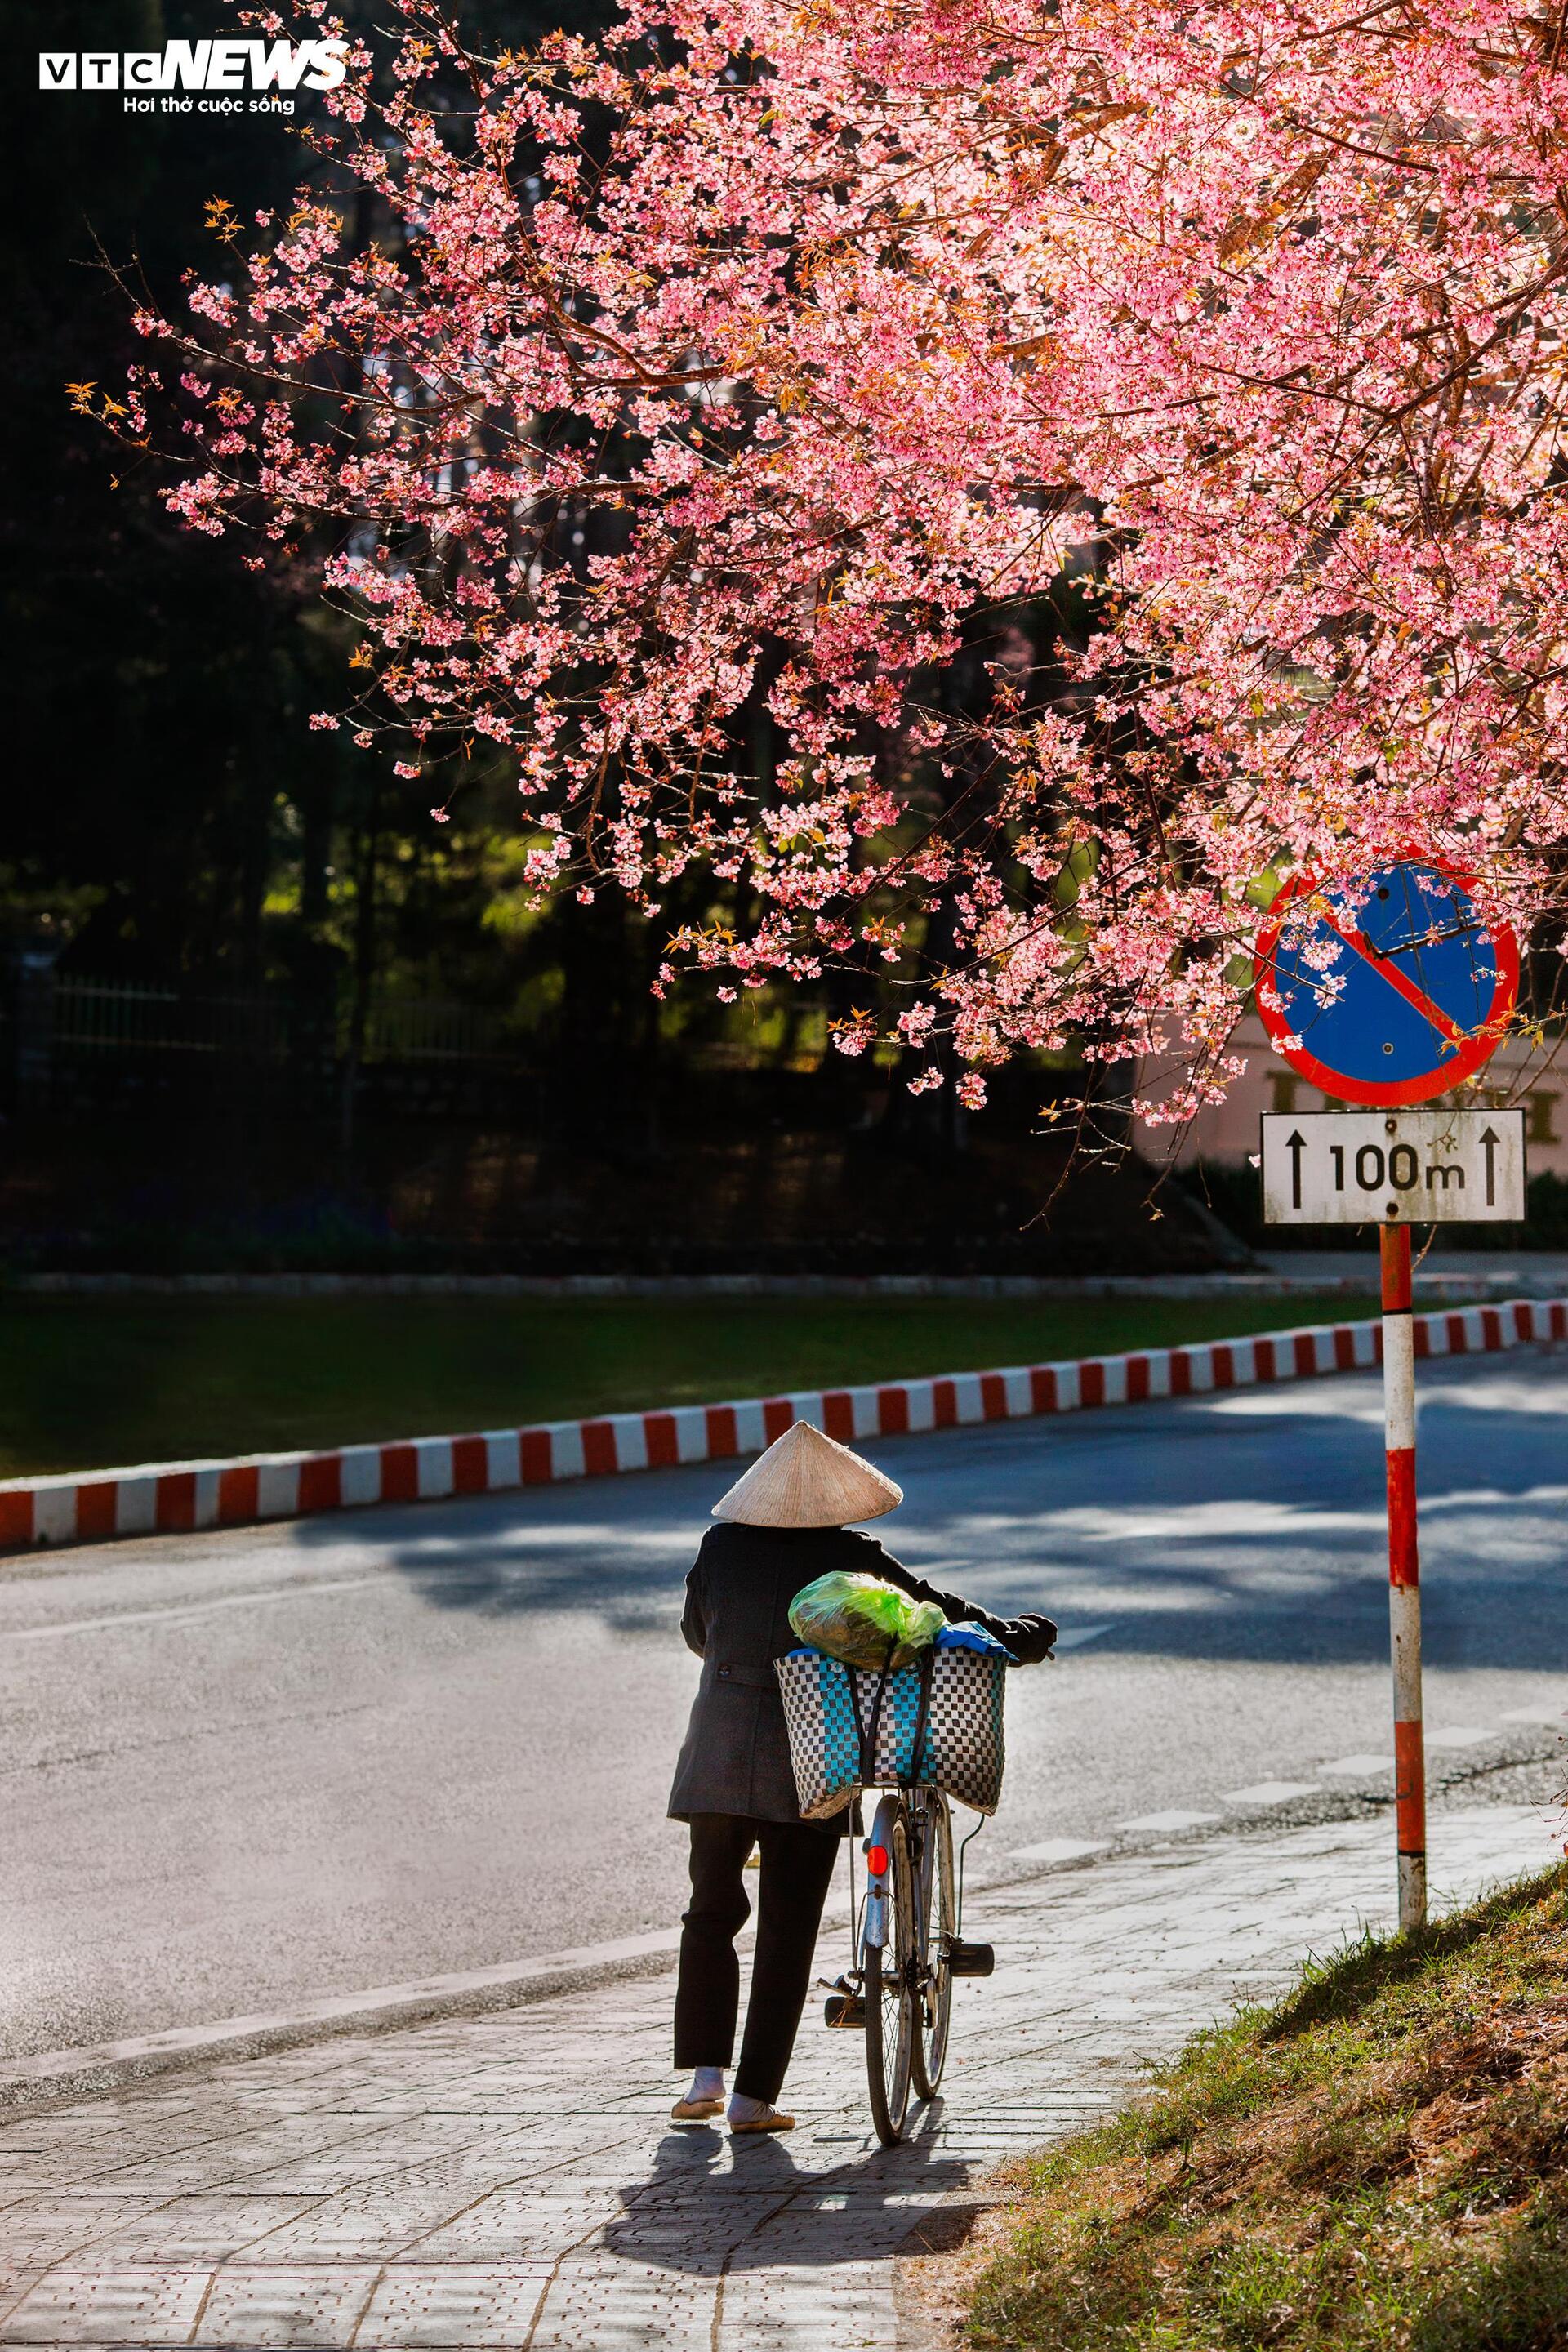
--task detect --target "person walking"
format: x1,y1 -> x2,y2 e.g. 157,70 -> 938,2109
667,1419 -> 1057,2135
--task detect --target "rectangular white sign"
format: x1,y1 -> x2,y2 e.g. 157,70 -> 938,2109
1260,1109 -> 1526,1224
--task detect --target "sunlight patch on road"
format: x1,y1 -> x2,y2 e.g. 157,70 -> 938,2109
1206,1389 -> 1390,1428
1210,1374 -> 1568,1427
412,1522 -> 696,1555
1052,1624 -> 1114,1650
2,1574 -> 387,1642
926,1486 -> 1568,1553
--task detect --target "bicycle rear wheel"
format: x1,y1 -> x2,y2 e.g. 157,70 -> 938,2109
911,1793 -> 955,2099
864,1810 -> 915,2145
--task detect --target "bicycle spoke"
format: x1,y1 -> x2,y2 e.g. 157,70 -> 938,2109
911,1793 -> 955,2099
864,1809 -> 915,2145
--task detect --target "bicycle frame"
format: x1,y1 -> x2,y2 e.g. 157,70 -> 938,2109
860,1788 -> 902,1966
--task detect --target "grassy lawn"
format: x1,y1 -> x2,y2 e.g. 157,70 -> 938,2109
963,1865 -> 1568,2352
0,1292 -> 1379,1477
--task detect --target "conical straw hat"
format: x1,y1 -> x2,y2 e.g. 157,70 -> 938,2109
711,1420 -> 903,1527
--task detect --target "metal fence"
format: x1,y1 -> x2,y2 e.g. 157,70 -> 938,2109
44,975 -> 510,1064
363,996 -> 506,1062
51,978 -> 290,1058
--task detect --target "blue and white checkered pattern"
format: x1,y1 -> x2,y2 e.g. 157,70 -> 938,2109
775,1644 -> 1008,1820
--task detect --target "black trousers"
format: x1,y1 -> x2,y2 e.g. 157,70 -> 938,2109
673,1814 -> 841,2105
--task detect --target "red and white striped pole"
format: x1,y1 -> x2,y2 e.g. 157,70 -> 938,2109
1381,1220 -> 1426,1933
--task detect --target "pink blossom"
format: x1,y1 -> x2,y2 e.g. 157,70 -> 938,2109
117,0 -> 1560,1125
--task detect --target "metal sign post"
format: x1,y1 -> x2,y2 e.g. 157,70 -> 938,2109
1254,861 -> 1522,1936
1380,1221 -> 1423,1931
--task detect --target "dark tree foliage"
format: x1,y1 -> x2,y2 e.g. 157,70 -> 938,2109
4,0 -> 608,992
2,0 -> 1188,1281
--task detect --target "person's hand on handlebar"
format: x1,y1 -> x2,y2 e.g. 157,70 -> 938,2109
998,1612 -> 1057,1664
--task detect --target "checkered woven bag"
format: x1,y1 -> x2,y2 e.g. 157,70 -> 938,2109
775,1628 -> 1009,1820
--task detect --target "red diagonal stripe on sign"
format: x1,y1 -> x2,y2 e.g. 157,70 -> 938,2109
1324,912 -> 1468,1045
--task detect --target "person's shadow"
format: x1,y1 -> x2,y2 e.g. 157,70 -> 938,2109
601,2104 -> 973,2275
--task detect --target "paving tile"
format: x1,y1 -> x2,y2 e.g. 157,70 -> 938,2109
353,2266 -> 555,2349
189,2265 -> 378,2346
49,2194 -> 324,2266
0,1809 -> 1554,2349
526,2265 -> 718,2350
390,2192 -> 630,2263
0,2266 -> 212,2345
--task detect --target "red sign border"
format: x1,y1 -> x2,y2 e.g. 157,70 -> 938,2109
1253,860 -> 1520,1107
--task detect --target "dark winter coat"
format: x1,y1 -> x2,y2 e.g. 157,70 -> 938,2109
667,1521 -> 1021,1829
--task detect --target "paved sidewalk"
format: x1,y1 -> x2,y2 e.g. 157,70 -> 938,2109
0,1806 -> 1555,2350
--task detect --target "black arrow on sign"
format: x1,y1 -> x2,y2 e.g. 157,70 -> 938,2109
1481,1125 -> 1499,1207
1286,1129 -> 1306,1210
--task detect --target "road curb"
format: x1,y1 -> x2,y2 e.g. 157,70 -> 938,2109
16,1267 -> 1568,1299
2,1298 -> 1563,1556
0,1931 -> 687,2115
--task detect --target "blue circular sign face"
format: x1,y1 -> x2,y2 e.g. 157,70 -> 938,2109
1254,860 -> 1518,1106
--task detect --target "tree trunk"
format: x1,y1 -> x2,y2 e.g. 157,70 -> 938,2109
339,782 -> 381,1165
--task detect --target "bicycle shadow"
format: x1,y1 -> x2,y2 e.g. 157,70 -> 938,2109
600,2102 -> 972,2274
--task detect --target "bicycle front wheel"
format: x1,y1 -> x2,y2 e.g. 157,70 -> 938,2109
864,1810 -> 915,2145
911,1793 -> 955,2099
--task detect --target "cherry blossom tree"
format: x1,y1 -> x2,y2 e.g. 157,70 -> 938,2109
102,0 -> 1568,1119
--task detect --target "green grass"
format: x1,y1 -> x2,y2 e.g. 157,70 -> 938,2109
0,1292 -> 1377,1476
963,1866 -> 1568,2352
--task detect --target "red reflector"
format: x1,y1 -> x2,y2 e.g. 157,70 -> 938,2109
866,1845 -> 889,1876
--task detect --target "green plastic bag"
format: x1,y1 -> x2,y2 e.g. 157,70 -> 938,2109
788,1573 -> 946,1671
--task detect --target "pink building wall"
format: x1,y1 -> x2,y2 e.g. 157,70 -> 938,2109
1134,1016 -> 1568,1177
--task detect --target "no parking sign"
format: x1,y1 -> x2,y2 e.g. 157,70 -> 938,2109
1251,858 -> 1522,1936
1253,858 -> 1518,1106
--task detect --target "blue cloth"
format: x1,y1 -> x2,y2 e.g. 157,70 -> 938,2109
935,1621 -> 1018,1662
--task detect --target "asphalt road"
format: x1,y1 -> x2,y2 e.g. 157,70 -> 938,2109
2,1351 -> 1565,2060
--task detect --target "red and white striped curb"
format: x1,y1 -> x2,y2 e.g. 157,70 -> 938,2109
2,1298 -> 1563,1556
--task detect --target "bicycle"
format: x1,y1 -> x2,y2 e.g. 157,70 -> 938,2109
825,1781 -> 992,2145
